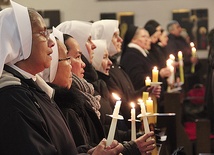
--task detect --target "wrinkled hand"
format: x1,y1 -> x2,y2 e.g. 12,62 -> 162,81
135,132 -> 156,155
160,67 -> 171,78
147,86 -> 161,98
88,139 -> 124,155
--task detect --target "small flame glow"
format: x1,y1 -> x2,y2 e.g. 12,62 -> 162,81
112,93 -> 121,100
130,102 -> 135,108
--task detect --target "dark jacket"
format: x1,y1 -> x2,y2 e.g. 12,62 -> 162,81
81,55 -> 143,155
166,34 -> 201,91
165,34 -> 200,74
50,84 -> 105,151
0,65 -> 81,155
82,55 -> 113,129
102,56 -> 147,129
120,46 -> 153,91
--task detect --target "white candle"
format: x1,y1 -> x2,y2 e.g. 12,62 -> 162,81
152,66 -> 159,82
168,65 -> 175,85
106,93 -> 121,146
145,76 -> 151,86
190,42 -> 195,48
131,102 -> 136,141
139,100 -> 150,134
166,59 -> 174,85
169,54 -> 175,61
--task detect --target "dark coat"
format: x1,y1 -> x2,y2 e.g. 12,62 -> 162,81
165,34 -> 201,91
82,55 -> 132,142
120,46 -> 153,91
50,84 -> 105,151
165,34 -> 200,74
82,55 -> 113,129
0,65 -> 81,155
101,56 -> 147,129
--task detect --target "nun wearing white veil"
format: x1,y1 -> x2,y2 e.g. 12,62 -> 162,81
0,1 -> 80,155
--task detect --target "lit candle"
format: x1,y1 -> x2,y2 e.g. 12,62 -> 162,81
145,76 -> 151,86
152,66 -> 159,82
142,92 -> 149,104
130,102 -> 136,140
178,51 -> 184,83
169,54 -> 175,61
191,47 -> 197,73
106,93 -> 121,146
192,47 -> 196,57
146,97 -> 155,124
166,59 -> 174,85
190,42 -> 195,48
138,99 -> 150,134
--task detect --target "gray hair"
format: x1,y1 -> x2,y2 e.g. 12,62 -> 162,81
167,20 -> 179,32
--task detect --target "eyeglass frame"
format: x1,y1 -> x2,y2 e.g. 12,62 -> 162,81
33,29 -> 50,41
58,57 -> 71,64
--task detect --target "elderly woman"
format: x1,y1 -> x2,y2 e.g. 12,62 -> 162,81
0,1 -> 80,154
56,20 -> 114,131
41,29 -> 156,155
91,20 -> 161,129
40,30 -> 124,155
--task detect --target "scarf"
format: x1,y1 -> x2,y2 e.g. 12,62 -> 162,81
72,74 -> 101,119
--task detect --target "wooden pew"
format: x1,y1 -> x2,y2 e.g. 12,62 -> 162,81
163,92 -> 192,155
163,92 -> 213,155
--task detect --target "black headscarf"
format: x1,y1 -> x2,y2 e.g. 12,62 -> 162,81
144,20 -> 160,36
121,24 -> 138,56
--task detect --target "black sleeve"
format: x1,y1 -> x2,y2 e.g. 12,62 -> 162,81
122,141 -> 141,155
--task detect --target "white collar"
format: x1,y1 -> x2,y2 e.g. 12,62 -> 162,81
128,43 -> 148,57
8,64 -> 36,81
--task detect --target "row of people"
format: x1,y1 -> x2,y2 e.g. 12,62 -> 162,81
0,1 -> 156,155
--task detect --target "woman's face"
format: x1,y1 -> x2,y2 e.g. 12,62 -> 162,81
159,31 -> 169,47
133,29 -> 150,50
52,40 -> 72,89
101,49 -> 112,75
26,11 -> 55,75
112,31 -> 123,52
66,37 -> 86,79
86,36 -> 96,63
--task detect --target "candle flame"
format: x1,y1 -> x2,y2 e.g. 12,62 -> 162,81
138,99 -> 143,104
190,42 -> 195,47
147,97 -> 152,101
166,59 -> 173,66
169,54 -> 175,60
112,93 -> 121,100
153,66 -> 157,70
192,47 -> 196,52
146,76 -> 150,80
178,51 -> 182,56
130,102 -> 135,108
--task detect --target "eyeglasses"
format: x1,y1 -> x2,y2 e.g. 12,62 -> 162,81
33,29 -> 50,41
58,57 -> 71,64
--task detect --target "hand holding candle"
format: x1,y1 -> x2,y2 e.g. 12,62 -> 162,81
106,93 -> 121,146
130,102 -> 136,141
